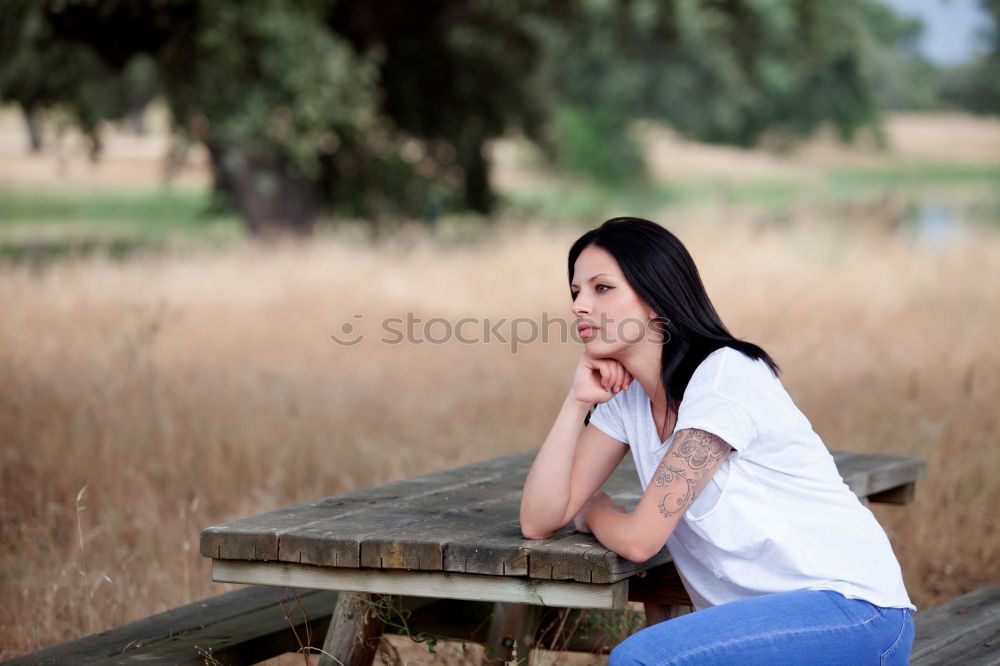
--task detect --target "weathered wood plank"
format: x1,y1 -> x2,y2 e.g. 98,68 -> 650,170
212,559 -> 630,610
277,481 -> 525,569
528,534 -> 608,582
832,451 -> 927,500
4,586 -> 336,665
358,486 -> 525,570
912,586 -> 1000,666
202,452 -> 531,562
443,521 -> 554,577
270,454 -> 526,571
276,505 -> 443,570
528,533 -> 672,585
201,485 -> 441,562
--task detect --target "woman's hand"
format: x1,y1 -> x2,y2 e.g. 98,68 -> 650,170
570,353 -> 633,405
573,491 -> 626,533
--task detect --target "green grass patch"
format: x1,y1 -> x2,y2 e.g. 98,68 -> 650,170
501,180 -> 682,221
0,187 -> 235,231
679,179 -> 803,207
0,188 -> 242,265
503,161 -> 1000,223
829,162 -> 1000,190
501,176 -> 805,220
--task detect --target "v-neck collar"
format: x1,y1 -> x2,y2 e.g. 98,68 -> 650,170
645,392 -> 676,447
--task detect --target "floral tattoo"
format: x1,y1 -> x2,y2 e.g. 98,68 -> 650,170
652,429 -> 732,518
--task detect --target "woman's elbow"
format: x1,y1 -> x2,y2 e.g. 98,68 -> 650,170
519,508 -> 559,539
518,501 -> 563,539
619,540 -> 664,564
519,519 -> 554,540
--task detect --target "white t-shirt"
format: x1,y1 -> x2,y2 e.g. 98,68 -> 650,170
589,346 -> 914,611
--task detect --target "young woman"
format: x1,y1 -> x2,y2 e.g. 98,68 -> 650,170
520,217 -> 914,664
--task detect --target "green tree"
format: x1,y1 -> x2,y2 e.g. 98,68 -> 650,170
0,0 -> 910,233
545,0 -> 907,181
0,1 -> 131,156
8,0 -> 553,234
862,1 -> 939,112
938,0 -> 1000,114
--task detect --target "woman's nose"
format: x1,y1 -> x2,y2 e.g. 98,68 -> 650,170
572,295 -> 591,316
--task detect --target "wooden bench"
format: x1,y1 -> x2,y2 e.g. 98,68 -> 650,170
912,585 -> 1000,665
2,586 -> 337,665
2,586 -> 510,665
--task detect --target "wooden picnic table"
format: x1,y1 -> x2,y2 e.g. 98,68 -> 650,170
201,449 -> 925,665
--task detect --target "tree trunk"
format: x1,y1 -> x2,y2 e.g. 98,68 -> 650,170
459,136 -> 495,214
208,145 -> 320,236
22,104 -> 43,153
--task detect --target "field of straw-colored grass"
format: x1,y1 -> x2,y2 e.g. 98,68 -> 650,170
1,216 -> 998,659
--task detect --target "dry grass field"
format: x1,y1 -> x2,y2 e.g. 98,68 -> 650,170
1,110 -> 999,661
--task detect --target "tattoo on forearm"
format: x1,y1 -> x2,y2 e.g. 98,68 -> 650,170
652,430 -> 731,519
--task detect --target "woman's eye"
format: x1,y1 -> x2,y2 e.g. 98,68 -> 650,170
595,284 -> 613,293
570,291 -> 579,300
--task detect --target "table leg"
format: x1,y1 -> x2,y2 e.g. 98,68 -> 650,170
319,592 -> 386,666
627,562 -> 694,628
642,602 -> 692,627
486,602 -> 544,665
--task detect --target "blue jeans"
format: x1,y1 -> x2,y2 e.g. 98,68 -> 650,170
610,589 -> 914,665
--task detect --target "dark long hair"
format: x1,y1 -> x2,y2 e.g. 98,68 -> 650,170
568,217 -> 778,415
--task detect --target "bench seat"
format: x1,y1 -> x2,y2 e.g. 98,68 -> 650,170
3,586 -> 337,665
912,585 -> 1000,665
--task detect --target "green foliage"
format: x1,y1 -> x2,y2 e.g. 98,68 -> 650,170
177,2 -> 379,178
544,0 -> 910,181
5,0 -> 558,230
552,105 -> 646,184
324,0 -> 555,214
0,1 -> 128,153
0,0 -> 932,232
937,1 -> 1000,115
861,1 -> 940,111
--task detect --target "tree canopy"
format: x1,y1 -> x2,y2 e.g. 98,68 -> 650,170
0,0 -> 936,234
938,0 -> 1000,115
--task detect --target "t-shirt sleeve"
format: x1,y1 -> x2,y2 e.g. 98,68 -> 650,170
674,355 -> 760,451
674,390 -> 756,451
588,395 -> 628,444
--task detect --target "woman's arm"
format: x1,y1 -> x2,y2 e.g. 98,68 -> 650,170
520,355 -> 631,539
578,428 -> 733,562
520,404 -> 628,538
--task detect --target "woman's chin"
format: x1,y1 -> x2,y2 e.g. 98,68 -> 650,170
584,340 -> 623,357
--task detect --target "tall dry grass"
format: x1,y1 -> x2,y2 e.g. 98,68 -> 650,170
1,219 -> 998,658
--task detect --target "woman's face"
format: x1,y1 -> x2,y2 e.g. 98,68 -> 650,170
571,244 -> 657,357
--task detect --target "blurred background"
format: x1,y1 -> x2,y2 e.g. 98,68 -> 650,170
1,0 -> 998,661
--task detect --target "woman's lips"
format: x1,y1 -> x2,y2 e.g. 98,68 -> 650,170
578,325 -> 595,340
